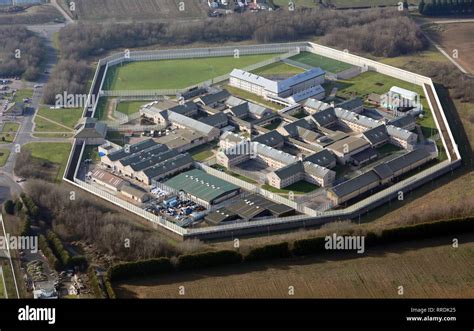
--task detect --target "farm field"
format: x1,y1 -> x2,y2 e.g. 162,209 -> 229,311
425,23 -> 474,75
0,148 -> 10,167
290,52 -> 353,73
59,0 -> 207,21
0,122 -> 19,143
252,62 -> 304,79
115,234 -> 474,298
23,142 -> 72,182
325,0 -> 420,8
103,54 -> 280,91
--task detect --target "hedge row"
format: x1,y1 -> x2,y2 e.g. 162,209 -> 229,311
20,193 -> 39,218
20,216 -> 31,237
39,235 -> 61,270
104,272 -> 116,299
45,230 -> 87,269
88,266 -> 106,299
293,216 -> 474,256
104,216 -> 474,296
177,250 -> 242,271
245,242 -> 291,262
109,257 -> 173,282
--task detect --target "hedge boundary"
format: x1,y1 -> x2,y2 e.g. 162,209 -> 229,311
105,216 -> 474,298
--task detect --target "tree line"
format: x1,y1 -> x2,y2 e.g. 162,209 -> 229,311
419,0 -> 474,15
0,26 -> 46,81
44,8 -> 428,104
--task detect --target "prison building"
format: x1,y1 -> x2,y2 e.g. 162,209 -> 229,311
155,128 -> 210,152
350,148 -> 378,166
74,118 -> 107,145
91,169 -> 127,192
164,169 -> 240,207
205,207 -> 240,225
361,125 -> 389,147
226,101 -> 273,120
304,149 -> 337,169
381,147 -> 433,178
139,153 -> 194,185
222,194 -> 295,221
334,108 -> 381,133
388,114 -> 417,131
139,100 -> 181,125
101,139 -> 157,169
326,136 -> 371,164
286,85 -> 326,103
168,111 -> 220,141
336,98 -> 364,114
327,170 -> 380,205
120,185 -> 150,203
386,125 -> 417,149
309,107 -> 337,128
252,131 -> 285,148
304,98 -> 332,114
277,118 -> 314,137
198,112 -> 229,128
382,86 -> 421,111
219,131 -> 245,150
180,87 -> 208,100
195,89 -> 231,108
229,67 -> 325,100
294,126 -> 323,145
267,160 -> 335,189
115,144 -> 170,176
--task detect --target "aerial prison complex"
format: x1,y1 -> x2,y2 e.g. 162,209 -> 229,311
65,42 -> 458,239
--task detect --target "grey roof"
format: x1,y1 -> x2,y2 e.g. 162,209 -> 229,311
287,85 -> 325,103
304,98 -> 332,112
74,117 -> 107,139
107,139 -> 157,162
121,185 -> 148,199
384,148 -> 431,174
199,112 -> 228,127
330,170 -> 380,198
229,102 -> 250,117
296,126 -> 321,143
198,89 -> 231,105
119,144 -> 169,167
336,98 -> 363,111
304,149 -> 336,168
220,131 -> 244,144
225,95 -> 246,107
168,101 -> 198,115
351,147 -> 378,163
205,207 -> 239,224
327,136 -> 370,154
142,153 -> 193,180
310,107 -> 337,127
386,124 -> 417,141
252,131 -> 284,148
335,108 -> 381,129
362,125 -> 389,146
181,87 -> 207,100
254,142 -> 297,165
388,114 -> 416,129
168,111 -> 217,135
272,162 -> 304,180
230,67 -> 325,94
372,163 -> 394,180
127,149 -> 179,172
281,118 -> 313,137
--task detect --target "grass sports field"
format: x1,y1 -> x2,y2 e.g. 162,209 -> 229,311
290,52 -> 353,73
24,142 -> 72,182
103,54 -> 280,91
116,101 -> 147,115
34,107 -> 82,135
115,234 -> 474,298
252,62 -> 304,79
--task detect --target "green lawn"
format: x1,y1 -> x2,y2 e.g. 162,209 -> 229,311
24,142 -> 72,182
211,164 -> 258,184
327,0 -> 419,8
188,143 -> 216,161
290,52 -> 353,73
116,101 -> 146,115
0,122 -> 19,143
12,88 -> 33,103
252,62 -> 304,78
103,54 -> 280,91
263,180 -> 319,194
335,71 -> 436,135
225,85 -> 283,111
0,149 -> 10,167
37,107 -> 83,129
33,116 -> 70,133
94,97 -> 112,121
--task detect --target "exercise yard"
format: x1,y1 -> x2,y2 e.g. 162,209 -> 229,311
103,54 -> 281,91
290,52 -> 353,73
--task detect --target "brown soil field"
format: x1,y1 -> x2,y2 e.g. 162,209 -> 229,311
60,0 -> 207,21
428,23 -> 474,75
115,234 -> 474,298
